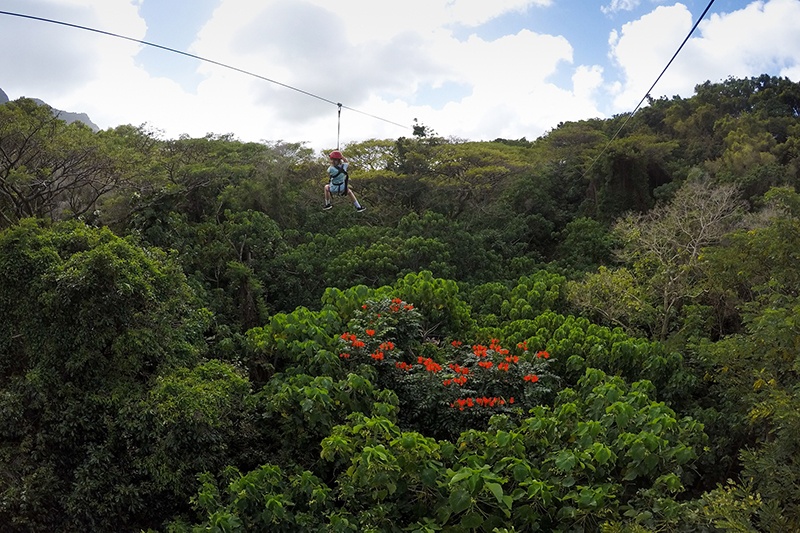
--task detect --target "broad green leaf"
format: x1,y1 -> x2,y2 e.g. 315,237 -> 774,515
448,488 -> 472,514
486,482 -> 504,505
460,511 -> 483,529
555,450 -> 577,472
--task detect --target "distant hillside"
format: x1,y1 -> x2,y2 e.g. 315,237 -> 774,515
0,87 -> 98,131
30,98 -> 100,132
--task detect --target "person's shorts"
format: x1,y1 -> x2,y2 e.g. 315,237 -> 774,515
329,182 -> 347,195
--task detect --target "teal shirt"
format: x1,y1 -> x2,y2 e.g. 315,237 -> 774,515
328,162 -> 348,185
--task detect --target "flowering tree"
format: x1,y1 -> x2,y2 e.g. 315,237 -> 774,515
336,297 -> 559,439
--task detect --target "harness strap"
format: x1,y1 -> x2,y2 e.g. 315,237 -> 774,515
330,166 -> 349,196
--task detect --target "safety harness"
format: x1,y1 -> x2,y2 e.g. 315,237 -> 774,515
330,165 -> 349,195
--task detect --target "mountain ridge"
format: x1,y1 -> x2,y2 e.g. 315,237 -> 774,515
0,87 -> 99,131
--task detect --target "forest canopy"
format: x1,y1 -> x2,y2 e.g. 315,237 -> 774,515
2,74 -> 800,532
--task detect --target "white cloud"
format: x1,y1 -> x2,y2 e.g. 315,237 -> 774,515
0,0 -> 608,148
0,0 -> 144,100
607,0 -> 800,113
3,0 -> 795,153
186,0 -> 588,146
602,0 -> 642,15
573,65 -> 605,102
692,0 -> 800,79
607,4 -> 693,110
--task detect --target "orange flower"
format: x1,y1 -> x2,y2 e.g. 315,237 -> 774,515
366,329 -> 376,336
419,357 -> 442,372
509,397 -> 515,404
497,362 -> 509,372
352,340 -> 365,349
338,352 -> 351,359
523,374 -> 539,383
370,351 -> 384,361
451,340 -> 463,347
478,360 -> 493,369
536,350 -> 550,359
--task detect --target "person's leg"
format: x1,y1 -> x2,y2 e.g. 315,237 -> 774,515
347,188 -> 364,211
324,184 -> 333,209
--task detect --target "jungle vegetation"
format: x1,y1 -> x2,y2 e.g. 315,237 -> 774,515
2,74 -> 800,532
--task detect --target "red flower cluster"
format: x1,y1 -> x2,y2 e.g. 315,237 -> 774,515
417,357 -> 442,373
450,396 -> 514,410
370,351 -> 385,361
504,355 -> 520,364
379,341 -> 395,351
395,361 -> 413,371
523,374 -> 539,383
472,344 -> 488,358
443,363 -> 469,386
341,332 -> 365,349
451,340 -> 463,347
477,360 -> 493,369
448,363 -> 469,375
536,350 -> 550,359
389,298 -> 404,313
442,376 -> 468,386
338,352 -> 351,359
366,329 -> 376,337
489,338 -> 510,356
517,341 -> 528,351
497,362 -> 510,372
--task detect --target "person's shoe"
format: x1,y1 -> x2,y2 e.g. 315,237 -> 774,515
356,206 -> 366,212
323,203 -> 333,211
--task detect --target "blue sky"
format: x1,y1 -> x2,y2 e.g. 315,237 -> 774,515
1,0 -> 798,151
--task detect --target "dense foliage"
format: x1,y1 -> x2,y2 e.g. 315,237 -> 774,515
1,74 -> 800,531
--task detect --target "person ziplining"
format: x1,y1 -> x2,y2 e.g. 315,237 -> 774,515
323,150 -> 365,212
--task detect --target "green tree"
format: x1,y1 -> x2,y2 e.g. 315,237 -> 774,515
0,98 -> 125,226
572,179 -> 743,339
0,220 -> 209,531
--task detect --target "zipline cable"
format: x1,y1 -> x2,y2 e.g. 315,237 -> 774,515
0,10 -> 411,133
581,0 -> 716,178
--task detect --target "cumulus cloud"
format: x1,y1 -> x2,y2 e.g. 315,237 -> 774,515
1,0 -> 796,151
602,0 -> 642,15
607,0 -> 800,113
0,0 -> 144,98
187,0 -> 604,145
607,4 -> 693,110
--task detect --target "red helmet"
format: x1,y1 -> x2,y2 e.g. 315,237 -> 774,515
329,150 -> 343,160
